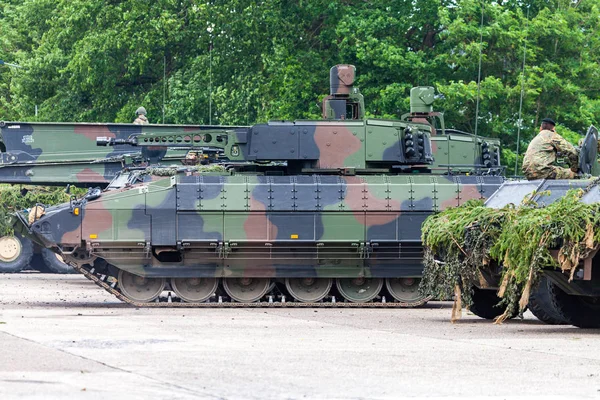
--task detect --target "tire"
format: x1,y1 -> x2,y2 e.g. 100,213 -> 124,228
41,248 -> 76,274
0,235 -> 34,273
551,285 -> 600,328
28,252 -> 51,273
469,287 -> 509,320
528,276 -> 569,325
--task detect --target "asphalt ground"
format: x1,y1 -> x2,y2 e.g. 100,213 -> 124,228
0,273 -> 599,400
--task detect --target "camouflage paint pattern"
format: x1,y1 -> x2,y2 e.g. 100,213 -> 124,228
0,122 -> 245,185
22,171 -> 503,279
522,129 -> 578,180
1,118 -> 435,185
7,65 -> 505,282
1,65 -> 498,187
430,130 -> 501,174
122,118 -> 434,170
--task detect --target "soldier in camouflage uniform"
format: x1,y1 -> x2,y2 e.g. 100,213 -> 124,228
522,118 -> 579,180
133,107 -> 149,125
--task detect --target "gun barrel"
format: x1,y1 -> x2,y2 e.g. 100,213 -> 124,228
96,137 -> 114,146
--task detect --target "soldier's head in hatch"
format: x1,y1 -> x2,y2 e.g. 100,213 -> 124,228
541,118 -> 556,132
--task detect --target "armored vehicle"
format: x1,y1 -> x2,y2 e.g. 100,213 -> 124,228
0,66 -> 501,276
0,120 -> 246,273
10,65 -> 504,306
0,121 -> 247,186
442,126 -> 600,328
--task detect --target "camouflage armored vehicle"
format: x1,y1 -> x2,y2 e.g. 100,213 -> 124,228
421,126 -> 600,327
10,65 -> 504,306
0,121 -> 246,273
320,65 -> 503,175
0,66 -> 500,276
0,121 -> 247,185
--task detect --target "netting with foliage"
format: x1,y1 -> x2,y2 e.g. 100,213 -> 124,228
143,164 -> 228,176
0,185 -> 87,236
419,187 -> 600,323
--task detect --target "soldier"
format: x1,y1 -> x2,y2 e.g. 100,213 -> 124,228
133,107 -> 149,125
522,118 -> 579,180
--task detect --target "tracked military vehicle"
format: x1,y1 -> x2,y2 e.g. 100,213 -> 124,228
0,118 -> 246,273
10,65 -> 504,306
434,126 -> 600,328
0,66 -> 501,275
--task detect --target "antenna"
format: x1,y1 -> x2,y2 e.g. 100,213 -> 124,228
162,55 -> 166,124
209,39 -> 213,125
514,6 -> 530,176
473,1 -> 484,164
207,24 -> 214,126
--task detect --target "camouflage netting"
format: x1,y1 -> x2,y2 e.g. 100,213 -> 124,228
143,164 -> 228,176
144,166 -> 180,176
0,185 -> 86,237
419,188 -> 600,323
196,164 -> 228,173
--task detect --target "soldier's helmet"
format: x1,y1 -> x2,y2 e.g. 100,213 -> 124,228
136,106 -> 147,116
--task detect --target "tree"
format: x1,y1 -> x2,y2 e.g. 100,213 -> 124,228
1,0 -> 600,175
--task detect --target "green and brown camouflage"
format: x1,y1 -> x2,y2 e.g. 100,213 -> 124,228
96,82 -> 500,176
0,122 -> 244,273
0,65 -> 501,187
0,121 -> 245,185
522,128 -> 579,179
20,172 -> 502,278
0,64 -> 501,278
454,176 -> 600,328
98,118 -> 435,172
10,65 -> 506,305
13,166 -> 503,305
400,86 -> 501,174
316,66 -> 501,175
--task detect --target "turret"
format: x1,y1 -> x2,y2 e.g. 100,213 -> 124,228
96,66 -> 506,176
98,116 -> 434,175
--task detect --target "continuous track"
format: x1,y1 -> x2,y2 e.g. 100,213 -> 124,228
71,263 -> 430,308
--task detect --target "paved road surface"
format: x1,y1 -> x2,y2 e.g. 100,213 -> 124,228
0,273 -> 599,399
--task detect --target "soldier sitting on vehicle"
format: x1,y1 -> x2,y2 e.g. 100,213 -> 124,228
133,107 -> 149,125
522,118 -> 579,180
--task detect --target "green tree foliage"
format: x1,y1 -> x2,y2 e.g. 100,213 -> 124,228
1,0 -> 599,174
0,184 -> 86,236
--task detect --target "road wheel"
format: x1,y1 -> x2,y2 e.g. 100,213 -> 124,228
118,270 -> 166,302
469,287 -> 509,320
285,278 -> 332,303
0,235 -> 33,273
41,248 -> 76,274
336,277 -> 383,303
528,276 -> 569,325
223,278 -> 271,303
385,277 -> 429,306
